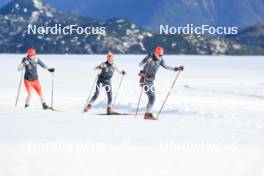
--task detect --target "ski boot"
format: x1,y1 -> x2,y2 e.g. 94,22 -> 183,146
42,103 -> 50,110
83,104 -> 92,113
144,112 -> 158,120
107,107 -> 119,115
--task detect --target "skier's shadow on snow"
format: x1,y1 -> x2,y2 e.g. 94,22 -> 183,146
92,100 -> 197,115
93,100 -> 145,113
92,100 -> 223,118
184,84 -> 264,100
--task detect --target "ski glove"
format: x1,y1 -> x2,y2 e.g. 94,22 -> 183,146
96,65 -> 102,69
138,70 -> 146,78
48,68 -> 55,73
121,71 -> 126,75
175,66 -> 184,71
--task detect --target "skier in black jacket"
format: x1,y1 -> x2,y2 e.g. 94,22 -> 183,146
83,52 -> 126,114
18,48 -> 55,109
138,47 -> 184,120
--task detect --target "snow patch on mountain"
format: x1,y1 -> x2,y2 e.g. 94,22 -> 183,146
30,11 -> 40,23
33,0 -> 42,9
35,0 -> 54,17
15,3 -> 19,9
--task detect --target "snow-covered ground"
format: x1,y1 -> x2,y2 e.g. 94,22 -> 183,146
0,54 -> 264,176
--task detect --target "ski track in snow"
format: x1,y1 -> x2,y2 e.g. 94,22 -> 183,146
93,99 -> 224,119
184,84 -> 264,100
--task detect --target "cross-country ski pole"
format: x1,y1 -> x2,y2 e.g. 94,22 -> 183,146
156,70 -> 181,119
83,74 -> 98,110
135,63 -> 151,118
51,72 -> 54,109
135,85 -> 144,118
15,70 -> 24,107
113,74 -> 124,107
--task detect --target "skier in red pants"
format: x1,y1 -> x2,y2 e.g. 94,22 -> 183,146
18,48 -> 55,109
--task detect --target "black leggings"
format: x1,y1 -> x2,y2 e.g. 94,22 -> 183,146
89,81 -> 113,107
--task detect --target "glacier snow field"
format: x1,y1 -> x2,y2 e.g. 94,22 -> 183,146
0,54 -> 263,176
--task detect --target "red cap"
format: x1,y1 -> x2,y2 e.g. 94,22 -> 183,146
27,48 -> 36,56
154,47 -> 164,56
107,51 -> 114,63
